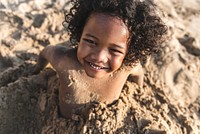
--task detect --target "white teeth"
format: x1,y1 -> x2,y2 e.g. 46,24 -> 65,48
89,62 -> 103,70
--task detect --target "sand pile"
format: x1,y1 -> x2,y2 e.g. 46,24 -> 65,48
0,0 -> 200,133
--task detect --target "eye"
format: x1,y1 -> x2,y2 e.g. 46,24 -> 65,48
110,48 -> 124,55
83,38 -> 97,46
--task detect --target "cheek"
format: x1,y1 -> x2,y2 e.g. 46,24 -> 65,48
77,44 -> 85,60
77,43 -> 91,60
110,56 -> 125,70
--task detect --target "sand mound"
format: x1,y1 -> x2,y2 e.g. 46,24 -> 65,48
0,62 -> 199,133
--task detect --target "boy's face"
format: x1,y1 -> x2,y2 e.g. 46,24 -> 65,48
77,13 -> 129,78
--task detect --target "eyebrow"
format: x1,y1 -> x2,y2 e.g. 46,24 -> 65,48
111,44 -> 126,50
85,33 -> 126,50
85,33 -> 99,41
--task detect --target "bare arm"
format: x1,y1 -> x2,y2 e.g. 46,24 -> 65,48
127,63 -> 144,87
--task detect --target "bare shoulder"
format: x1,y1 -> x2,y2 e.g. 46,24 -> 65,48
54,46 -> 77,63
40,45 -> 70,59
121,62 -> 143,75
53,45 -> 70,57
44,45 -> 77,71
125,63 -> 144,87
130,63 -> 143,76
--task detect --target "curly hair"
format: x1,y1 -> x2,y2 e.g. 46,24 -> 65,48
64,0 -> 168,66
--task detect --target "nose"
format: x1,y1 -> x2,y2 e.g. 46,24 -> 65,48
91,49 -> 108,63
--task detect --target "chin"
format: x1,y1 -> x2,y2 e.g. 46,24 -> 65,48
86,73 -> 104,79
85,71 -> 108,79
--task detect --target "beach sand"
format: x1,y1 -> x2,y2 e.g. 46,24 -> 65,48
0,0 -> 200,133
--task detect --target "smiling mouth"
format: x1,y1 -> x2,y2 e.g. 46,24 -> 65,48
88,62 -> 108,70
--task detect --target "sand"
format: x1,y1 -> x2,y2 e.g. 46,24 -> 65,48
0,0 -> 200,133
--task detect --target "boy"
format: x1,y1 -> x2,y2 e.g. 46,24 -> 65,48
33,0 -> 167,119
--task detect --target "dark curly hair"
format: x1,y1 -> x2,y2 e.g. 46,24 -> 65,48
64,0 -> 168,66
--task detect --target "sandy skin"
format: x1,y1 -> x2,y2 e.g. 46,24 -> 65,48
33,13 -> 144,119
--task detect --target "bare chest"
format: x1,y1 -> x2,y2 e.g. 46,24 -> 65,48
58,69 -> 129,104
